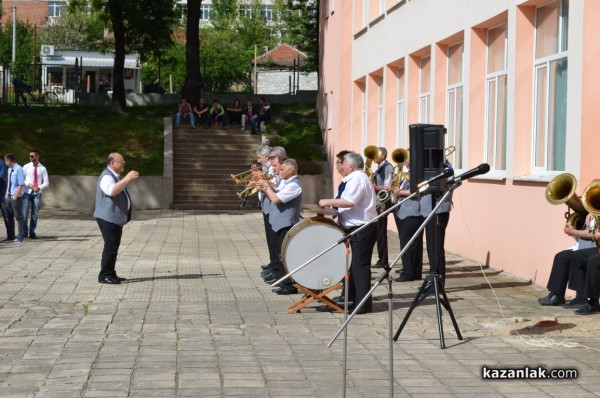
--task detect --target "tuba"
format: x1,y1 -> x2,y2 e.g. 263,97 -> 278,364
363,145 -> 382,181
376,148 -> 410,209
582,180 -> 600,246
545,173 -> 587,229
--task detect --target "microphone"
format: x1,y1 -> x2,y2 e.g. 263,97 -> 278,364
417,168 -> 454,192
449,163 -> 490,185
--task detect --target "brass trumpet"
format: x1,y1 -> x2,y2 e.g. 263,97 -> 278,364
230,167 -> 256,184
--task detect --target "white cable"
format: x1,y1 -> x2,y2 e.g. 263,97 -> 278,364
454,188 -> 600,352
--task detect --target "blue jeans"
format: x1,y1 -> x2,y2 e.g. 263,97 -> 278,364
6,196 -> 24,241
175,112 -> 196,128
22,192 -> 42,236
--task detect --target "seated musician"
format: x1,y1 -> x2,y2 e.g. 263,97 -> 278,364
538,213 -> 597,308
257,158 -> 302,295
319,152 -> 377,314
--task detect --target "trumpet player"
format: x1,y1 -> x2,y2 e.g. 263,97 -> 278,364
260,147 -> 287,284
372,147 -> 393,269
256,158 -> 302,295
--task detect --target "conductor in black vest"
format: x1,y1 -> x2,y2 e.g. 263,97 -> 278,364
94,153 -> 139,284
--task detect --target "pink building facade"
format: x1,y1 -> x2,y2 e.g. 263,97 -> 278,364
318,0 -> 600,290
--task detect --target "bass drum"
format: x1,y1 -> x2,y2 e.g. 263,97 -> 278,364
281,217 -> 350,290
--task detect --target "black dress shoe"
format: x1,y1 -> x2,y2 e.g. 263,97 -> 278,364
272,286 -> 298,295
562,298 -> 587,309
260,264 -> 270,270
372,263 -> 388,269
539,294 -> 565,306
537,292 -> 553,304
99,276 -> 121,284
115,276 -> 127,282
395,273 -> 414,282
575,302 -> 600,315
331,295 -> 345,303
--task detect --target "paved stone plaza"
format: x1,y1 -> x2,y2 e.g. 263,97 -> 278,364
1,209 -> 599,397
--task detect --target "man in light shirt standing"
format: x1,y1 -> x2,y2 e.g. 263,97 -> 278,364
22,149 -> 49,239
320,152 -> 378,313
94,153 -> 139,284
3,153 -> 26,243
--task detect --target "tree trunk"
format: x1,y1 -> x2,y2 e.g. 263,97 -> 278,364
183,0 -> 201,105
109,0 -> 126,113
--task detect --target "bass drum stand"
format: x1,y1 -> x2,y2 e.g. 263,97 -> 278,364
393,187 -> 463,349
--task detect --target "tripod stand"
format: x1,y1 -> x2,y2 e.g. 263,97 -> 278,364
393,187 -> 463,348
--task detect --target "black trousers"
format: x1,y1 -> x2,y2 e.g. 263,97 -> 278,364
97,218 -> 123,280
347,223 -> 377,308
375,211 -> 389,265
546,248 -> 592,296
272,226 -> 293,288
584,252 -> 600,301
425,212 -> 449,279
263,212 -> 278,268
393,214 -> 424,280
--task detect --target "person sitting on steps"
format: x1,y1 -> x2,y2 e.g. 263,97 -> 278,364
251,97 -> 271,135
174,98 -> 196,129
207,99 -> 226,129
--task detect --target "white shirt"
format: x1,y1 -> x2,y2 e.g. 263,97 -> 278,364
23,162 -> 49,194
338,170 -> 377,228
100,168 -> 131,209
275,175 -> 302,203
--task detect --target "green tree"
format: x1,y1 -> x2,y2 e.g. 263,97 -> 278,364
0,21 -> 35,74
282,0 -> 319,72
70,0 -> 178,112
40,7 -> 104,50
182,0 -> 201,104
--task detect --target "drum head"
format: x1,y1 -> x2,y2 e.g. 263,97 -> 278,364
282,218 -> 350,290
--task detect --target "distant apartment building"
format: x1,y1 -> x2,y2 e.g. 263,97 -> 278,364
318,0 -> 600,289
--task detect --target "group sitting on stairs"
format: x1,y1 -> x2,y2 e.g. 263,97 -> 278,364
175,96 -> 271,134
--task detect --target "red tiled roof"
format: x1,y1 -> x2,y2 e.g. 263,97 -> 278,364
254,43 -> 307,68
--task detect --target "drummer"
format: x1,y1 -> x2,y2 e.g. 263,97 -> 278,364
319,151 -> 377,314
257,158 -> 302,295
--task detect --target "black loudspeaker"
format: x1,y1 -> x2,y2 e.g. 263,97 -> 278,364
409,124 -> 447,194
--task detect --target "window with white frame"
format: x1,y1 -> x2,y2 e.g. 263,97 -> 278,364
200,4 -> 212,20
363,0 -> 370,27
361,82 -> 367,146
396,68 -> 406,147
446,42 -> 464,169
377,76 -> 384,145
533,0 -> 568,172
485,23 -> 508,171
419,56 -> 431,124
262,5 -> 273,21
239,5 -> 252,18
48,1 -> 65,18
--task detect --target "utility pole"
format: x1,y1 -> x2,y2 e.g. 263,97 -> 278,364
12,6 -> 17,63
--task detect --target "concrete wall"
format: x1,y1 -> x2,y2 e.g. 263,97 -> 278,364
256,70 -> 318,95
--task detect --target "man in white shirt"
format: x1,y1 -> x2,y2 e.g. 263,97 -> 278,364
93,153 -> 139,284
320,152 -> 377,313
22,149 -> 49,239
258,158 -> 302,295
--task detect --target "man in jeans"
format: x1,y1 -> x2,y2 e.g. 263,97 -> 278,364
0,157 -> 10,239
22,149 -> 49,239
3,153 -> 26,243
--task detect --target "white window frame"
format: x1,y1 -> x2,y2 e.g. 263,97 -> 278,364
48,1 -> 65,18
377,76 -> 384,145
363,0 -> 370,27
396,68 -> 406,147
200,4 -> 212,20
484,24 -> 508,172
419,56 -> 431,124
532,0 -> 568,173
446,42 -> 464,169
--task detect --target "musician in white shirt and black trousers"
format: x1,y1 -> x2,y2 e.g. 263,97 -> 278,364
320,152 -> 378,314
257,158 -> 302,295
22,149 -> 49,239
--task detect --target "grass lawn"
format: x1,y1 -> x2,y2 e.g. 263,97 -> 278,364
0,101 -> 325,176
0,104 -> 172,175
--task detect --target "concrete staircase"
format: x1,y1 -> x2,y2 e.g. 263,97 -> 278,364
173,126 -> 262,211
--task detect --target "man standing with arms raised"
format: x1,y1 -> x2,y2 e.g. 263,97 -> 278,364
22,149 -> 50,239
94,153 -> 139,284
320,152 -> 377,313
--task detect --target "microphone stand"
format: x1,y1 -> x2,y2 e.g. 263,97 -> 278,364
392,184 -> 463,349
